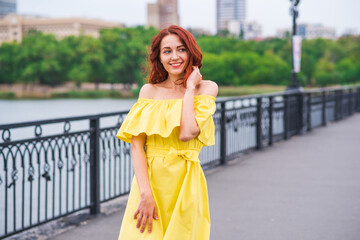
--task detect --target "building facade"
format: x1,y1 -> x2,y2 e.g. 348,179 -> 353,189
147,0 -> 179,29
0,0 -> 16,18
0,14 -> 123,44
341,28 -> 358,37
297,24 -> 336,39
241,21 -> 262,40
227,20 -> 262,40
276,23 -> 337,39
216,0 -> 246,34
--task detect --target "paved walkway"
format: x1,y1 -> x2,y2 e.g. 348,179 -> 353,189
50,114 -> 360,240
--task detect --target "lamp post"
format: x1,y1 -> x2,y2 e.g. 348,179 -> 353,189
286,0 -> 303,92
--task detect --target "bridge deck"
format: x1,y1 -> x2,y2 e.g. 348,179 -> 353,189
48,113 -> 360,240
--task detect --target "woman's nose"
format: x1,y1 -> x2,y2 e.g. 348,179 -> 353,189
171,51 -> 179,60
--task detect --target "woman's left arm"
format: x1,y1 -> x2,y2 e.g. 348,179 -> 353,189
179,80 -> 199,142
179,67 -> 218,142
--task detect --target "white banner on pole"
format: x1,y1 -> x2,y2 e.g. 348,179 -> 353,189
292,35 -> 302,73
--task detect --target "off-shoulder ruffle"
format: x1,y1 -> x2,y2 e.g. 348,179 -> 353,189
194,95 -> 216,146
116,95 -> 216,145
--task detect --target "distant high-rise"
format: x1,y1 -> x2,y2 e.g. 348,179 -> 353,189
147,0 -> 179,29
0,0 -> 16,18
217,0 -> 246,34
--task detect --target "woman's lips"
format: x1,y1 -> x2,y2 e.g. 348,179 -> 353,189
170,63 -> 182,68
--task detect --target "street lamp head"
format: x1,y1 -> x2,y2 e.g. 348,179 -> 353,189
290,7 -> 298,17
290,0 -> 300,6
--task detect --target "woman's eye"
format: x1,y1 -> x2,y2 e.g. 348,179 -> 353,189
164,50 -> 171,54
179,48 -> 186,52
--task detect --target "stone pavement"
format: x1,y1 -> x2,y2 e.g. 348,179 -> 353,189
48,113 -> 360,240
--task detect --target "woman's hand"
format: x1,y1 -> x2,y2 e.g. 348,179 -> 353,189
186,66 -> 202,89
134,192 -> 158,234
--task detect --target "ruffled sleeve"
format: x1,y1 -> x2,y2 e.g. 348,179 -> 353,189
194,95 -> 216,146
116,98 -> 182,143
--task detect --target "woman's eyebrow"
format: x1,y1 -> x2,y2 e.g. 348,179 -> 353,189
161,45 -> 185,51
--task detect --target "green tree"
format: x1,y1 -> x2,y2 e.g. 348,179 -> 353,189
63,35 -> 105,89
314,57 -> 339,86
18,30 -> 64,86
202,53 -> 236,85
0,42 -> 21,84
299,52 -> 316,85
100,26 -> 157,89
67,64 -> 91,88
335,58 -> 360,84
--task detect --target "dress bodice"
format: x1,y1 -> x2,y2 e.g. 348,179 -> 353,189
116,95 -> 216,148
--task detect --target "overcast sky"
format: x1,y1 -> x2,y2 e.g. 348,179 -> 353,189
18,0 -> 360,37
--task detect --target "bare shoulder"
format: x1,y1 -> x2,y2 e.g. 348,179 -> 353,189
197,80 -> 218,97
139,83 -> 156,99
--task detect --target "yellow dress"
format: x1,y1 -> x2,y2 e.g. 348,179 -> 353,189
116,94 -> 216,240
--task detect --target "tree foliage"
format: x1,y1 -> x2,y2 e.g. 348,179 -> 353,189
0,27 -> 359,87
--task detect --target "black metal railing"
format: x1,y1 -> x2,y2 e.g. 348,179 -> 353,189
1,85 -> 359,238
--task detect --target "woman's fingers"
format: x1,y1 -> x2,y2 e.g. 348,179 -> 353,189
140,215 -> 148,233
192,66 -> 200,73
136,212 -> 143,228
134,202 -> 158,233
148,216 -> 153,233
192,66 -> 202,78
153,208 -> 158,220
133,209 -> 140,219
136,212 -> 156,233
195,67 -> 202,79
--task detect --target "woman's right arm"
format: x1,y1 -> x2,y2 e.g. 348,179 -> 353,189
131,133 -> 151,198
131,84 -> 158,234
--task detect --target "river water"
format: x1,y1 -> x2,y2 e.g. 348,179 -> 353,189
0,97 -> 236,124
0,98 -> 140,125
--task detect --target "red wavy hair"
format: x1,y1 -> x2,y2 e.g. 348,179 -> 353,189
147,25 -> 203,87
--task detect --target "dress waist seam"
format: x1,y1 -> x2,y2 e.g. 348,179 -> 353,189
145,145 -> 201,152
145,146 -> 201,160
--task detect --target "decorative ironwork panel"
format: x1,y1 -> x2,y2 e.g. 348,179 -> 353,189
0,119 -> 92,237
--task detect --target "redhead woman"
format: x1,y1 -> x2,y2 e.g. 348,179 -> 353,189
116,25 -> 218,240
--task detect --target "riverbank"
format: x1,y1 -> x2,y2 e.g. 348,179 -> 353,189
0,82 -> 288,99
0,82 -> 137,99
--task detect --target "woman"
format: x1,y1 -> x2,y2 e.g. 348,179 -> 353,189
116,25 -> 218,240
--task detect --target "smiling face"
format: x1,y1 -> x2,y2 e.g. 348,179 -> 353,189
159,34 -> 189,79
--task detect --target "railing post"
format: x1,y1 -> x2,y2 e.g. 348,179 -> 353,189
354,87 -> 360,112
339,89 -> 343,120
256,97 -> 263,150
283,95 -> 289,140
90,117 -> 100,215
268,97 -> 273,146
298,92 -> 304,134
357,87 -> 360,112
334,90 -> 339,121
322,90 -> 327,126
348,89 -> 353,116
220,102 -> 227,165
307,93 -> 312,132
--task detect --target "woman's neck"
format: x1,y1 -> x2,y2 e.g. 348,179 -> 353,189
162,73 -> 185,89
